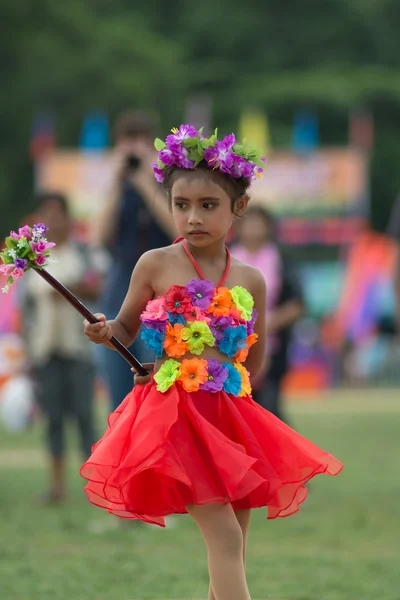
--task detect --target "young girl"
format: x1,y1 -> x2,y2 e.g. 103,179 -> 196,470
82,125 -> 343,600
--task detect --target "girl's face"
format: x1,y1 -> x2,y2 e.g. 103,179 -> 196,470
170,173 -> 247,247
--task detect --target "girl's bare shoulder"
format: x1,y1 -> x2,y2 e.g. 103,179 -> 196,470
136,244 -> 179,271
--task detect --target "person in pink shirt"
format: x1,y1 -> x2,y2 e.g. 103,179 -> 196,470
231,207 -> 304,422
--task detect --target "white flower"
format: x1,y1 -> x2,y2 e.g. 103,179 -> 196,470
8,249 -> 17,260
1,285 -> 10,294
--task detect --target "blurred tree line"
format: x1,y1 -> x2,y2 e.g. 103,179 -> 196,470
1,0 -> 400,237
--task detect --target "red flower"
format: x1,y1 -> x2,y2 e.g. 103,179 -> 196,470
164,285 -> 192,314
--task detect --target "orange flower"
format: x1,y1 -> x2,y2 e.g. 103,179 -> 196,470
178,358 -> 208,392
206,287 -> 233,317
235,347 -> 249,364
234,363 -> 252,397
163,323 -> 188,358
235,334 -> 258,363
230,306 -> 245,322
247,333 -> 258,347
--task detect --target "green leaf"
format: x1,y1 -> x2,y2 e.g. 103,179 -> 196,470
154,138 -> 166,151
183,136 -> 199,148
200,138 -> 212,149
5,237 -> 17,249
157,159 -> 166,169
21,246 -> 32,258
252,157 -> 265,168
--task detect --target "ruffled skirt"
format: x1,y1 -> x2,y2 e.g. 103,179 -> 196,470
80,381 -> 343,527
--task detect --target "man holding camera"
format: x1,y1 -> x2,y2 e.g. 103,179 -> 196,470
94,111 -> 176,411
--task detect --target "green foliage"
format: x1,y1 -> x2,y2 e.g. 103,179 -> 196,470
1,0 -> 400,236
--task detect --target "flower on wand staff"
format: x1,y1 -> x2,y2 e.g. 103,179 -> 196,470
0,223 -> 55,293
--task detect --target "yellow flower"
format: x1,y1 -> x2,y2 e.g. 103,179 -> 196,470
234,363 -> 251,397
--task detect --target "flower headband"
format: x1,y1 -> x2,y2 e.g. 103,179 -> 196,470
152,124 -> 265,184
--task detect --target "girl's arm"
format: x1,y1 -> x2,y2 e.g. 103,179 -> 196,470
245,269 -> 267,378
84,250 -> 161,348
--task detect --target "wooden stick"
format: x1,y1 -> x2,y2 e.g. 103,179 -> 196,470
36,268 -> 149,376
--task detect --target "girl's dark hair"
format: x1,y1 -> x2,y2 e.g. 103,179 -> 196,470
162,161 -> 251,213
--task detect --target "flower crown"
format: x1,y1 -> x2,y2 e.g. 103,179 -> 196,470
0,224 -> 55,293
152,124 -> 265,184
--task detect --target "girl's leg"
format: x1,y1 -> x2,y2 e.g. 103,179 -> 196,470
186,503 -> 252,600
208,509 -> 251,600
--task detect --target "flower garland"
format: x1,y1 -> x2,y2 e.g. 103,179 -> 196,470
140,280 -> 258,362
154,357 -> 251,396
0,224 -> 55,293
152,124 -> 265,183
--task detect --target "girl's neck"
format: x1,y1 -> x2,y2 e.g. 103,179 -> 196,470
185,237 -> 227,265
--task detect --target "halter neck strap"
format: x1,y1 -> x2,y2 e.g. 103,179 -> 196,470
173,237 -> 231,288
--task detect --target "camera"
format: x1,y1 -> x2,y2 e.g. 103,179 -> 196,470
125,154 -> 141,172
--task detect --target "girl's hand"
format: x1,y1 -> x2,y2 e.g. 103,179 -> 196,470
83,313 -> 113,344
131,363 -> 154,386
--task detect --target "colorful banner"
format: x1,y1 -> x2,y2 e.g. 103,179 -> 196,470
250,149 -> 368,219
37,151 -> 115,241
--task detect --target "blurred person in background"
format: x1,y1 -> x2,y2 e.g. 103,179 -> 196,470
94,111 -> 176,411
230,206 -> 304,423
21,192 -> 102,503
386,193 -> 400,331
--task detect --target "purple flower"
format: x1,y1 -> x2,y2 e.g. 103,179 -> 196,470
32,223 -> 49,238
204,133 -> 236,173
159,148 -> 176,167
200,359 -> 228,392
171,145 -> 194,169
14,258 -> 28,270
152,163 -> 165,183
246,308 -> 258,336
141,319 -> 167,332
185,279 -> 214,310
209,315 -> 233,343
230,156 -> 255,179
166,124 -> 198,146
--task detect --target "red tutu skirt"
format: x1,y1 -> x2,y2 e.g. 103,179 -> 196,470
80,381 -> 343,527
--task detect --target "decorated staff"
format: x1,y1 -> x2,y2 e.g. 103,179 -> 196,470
0,223 -> 148,376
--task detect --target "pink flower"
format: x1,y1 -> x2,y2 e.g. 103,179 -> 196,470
0,264 -> 15,276
9,231 -> 20,240
141,297 -> 168,321
30,240 -> 56,254
35,255 -> 47,266
18,225 -> 32,240
184,305 -> 211,323
11,268 -> 24,280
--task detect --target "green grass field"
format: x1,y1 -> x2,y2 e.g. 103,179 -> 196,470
1,391 -> 399,600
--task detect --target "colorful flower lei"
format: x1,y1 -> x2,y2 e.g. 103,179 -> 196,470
152,124 -> 265,183
154,357 -> 251,396
140,279 -> 258,361
0,224 -> 55,293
